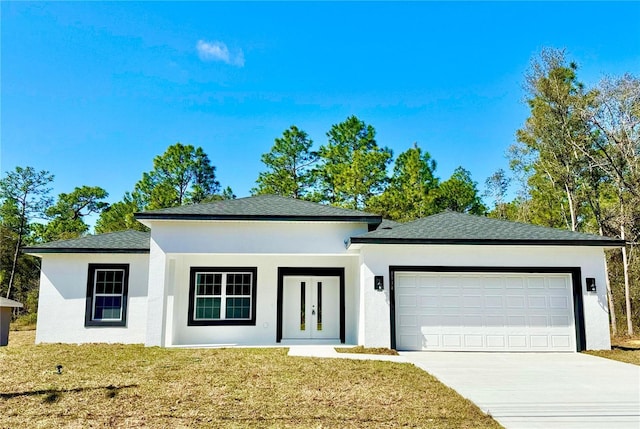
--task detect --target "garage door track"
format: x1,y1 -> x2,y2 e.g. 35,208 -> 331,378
401,352 -> 640,429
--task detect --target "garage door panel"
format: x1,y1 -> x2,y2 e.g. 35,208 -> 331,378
463,315 -> 483,326
530,335 -> 549,348
485,296 -> 504,308
486,335 -> 505,348
527,277 -> 546,288
528,296 -> 547,308
506,296 -> 526,308
464,335 -> 483,347
552,336 -> 571,348
420,315 -> 440,326
508,336 -> 527,348
548,277 -> 569,288
441,295 -> 461,307
529,315 -> 548,327
443,335 -> 462,347
463,295 -> 483,307
395,272 -> 576,352
507,315 -> 526,326
419,295 -> 439,307
551,315 -> 570,327
482,276 -> 505,288
505,277 -> 525,288
397,295 -> 417,307
398,314 -> 417,326
550,296 -> 569,308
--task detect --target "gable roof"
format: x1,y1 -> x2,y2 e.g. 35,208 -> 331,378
23,230 -> 151,254
349,211 -> 624,247
135,195 -> 382,225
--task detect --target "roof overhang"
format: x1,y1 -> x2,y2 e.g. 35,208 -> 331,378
347,237 -> 626,248
23,248 -> 150,256
134,213 -> 381,223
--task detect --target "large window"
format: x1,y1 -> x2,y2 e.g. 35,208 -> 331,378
188,267 -> 257,326
85,264 -> 129,327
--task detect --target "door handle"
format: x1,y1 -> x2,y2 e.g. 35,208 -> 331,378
311,305 -> 316,316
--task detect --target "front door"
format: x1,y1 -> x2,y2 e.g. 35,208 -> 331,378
282,276 -> 340,340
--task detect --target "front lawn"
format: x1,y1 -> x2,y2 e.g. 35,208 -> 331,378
585,336 -> 640,366
1,331 -> 500,428
586,349 -> 640,366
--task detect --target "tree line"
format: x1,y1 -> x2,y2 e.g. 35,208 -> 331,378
1,48 -> 638,334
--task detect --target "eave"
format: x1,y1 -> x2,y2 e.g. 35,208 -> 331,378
347,237 -> 626,248
134,213 -> 382,224
23,248 -> 150,255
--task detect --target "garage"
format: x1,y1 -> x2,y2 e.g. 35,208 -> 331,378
392,268 -> 584,352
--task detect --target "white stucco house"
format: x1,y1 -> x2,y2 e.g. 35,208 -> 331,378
25,195 -> 623,352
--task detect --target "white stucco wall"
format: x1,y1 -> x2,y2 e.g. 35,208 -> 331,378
144,220 -> 369,346
35,253 -> 149,344
163,254 -> 359,346
357,244 -> 612,351
146,220 -> 369,255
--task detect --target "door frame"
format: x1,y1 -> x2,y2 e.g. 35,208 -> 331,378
277,267 -> 345,343
388,266 -> 586,352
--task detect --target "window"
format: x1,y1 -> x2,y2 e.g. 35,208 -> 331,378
85,264 -> 129,327
188,267 -> 257,326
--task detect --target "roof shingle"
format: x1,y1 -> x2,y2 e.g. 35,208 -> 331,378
23,230 -> 150,254
350,211 -> 624,246
135,195 -> 382,224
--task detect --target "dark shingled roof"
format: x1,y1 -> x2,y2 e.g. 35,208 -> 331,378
349,211 -> 624,247
23,230 -> 150,254
135,194 -> 382,225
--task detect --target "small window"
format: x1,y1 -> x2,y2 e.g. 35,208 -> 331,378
188,267 -> 257,326
85,264 -> 129,327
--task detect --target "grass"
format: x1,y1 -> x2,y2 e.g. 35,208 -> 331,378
1,331 -> 500,428
335,345 -> 399,356
585,335 -> 640,366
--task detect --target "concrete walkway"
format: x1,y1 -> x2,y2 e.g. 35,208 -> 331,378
288,345 -> 408,362
288,347 -> 640,429
401,352 -> 640,429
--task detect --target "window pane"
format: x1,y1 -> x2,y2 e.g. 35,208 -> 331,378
197,273 -> 222,296
195,297 -> 221,319
96,270 -> 107,283
300,282 -> 306,330
112,271 -> 124,294
94,296 -> 122,320
95,270 -> 124,295
226,297 -> 250,319
95,278 -> 107,294
317,282 -> 323,331
226,273 -> 251,295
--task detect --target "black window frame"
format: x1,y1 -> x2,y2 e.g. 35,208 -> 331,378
85,263 -> 130,327
188,267 -> 258,326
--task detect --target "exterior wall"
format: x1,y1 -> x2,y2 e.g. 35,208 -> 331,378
164,254 -> 359,346
147,220 -> 369,255
35,253 -> 149,344
144,220 -> 369,346
358,244 -> 612,351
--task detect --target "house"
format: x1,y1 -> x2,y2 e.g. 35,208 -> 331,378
24,195 -> 623,352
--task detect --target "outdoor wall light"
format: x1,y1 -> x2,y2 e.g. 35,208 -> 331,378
586,278 -> 596,292
374,276 -> 384,291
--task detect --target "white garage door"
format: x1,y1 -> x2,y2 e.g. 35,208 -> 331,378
394,271 -> 576,352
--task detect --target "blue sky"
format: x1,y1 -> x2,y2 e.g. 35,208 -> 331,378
2,2 -> 639,227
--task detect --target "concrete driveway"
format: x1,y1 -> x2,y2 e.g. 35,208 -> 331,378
401,352 -> 640,429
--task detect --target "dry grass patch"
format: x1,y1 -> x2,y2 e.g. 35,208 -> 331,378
586,335 -> 640,366
335,345 -> 399,356
1,331 -> 500,428
586,349 -> 640,366
7,328 -> 36,348
611,335 -> 640,350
